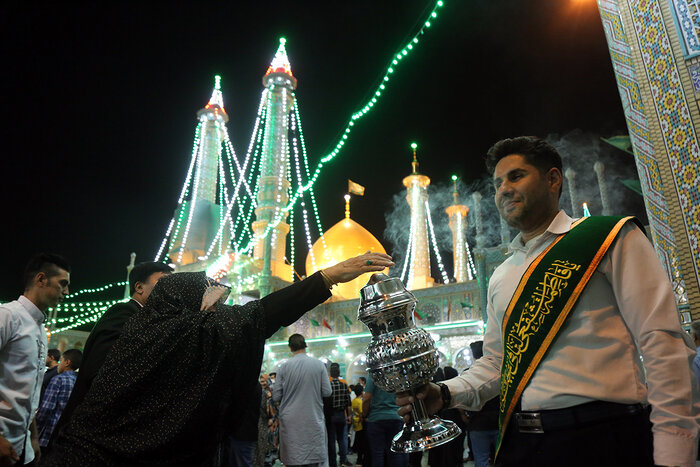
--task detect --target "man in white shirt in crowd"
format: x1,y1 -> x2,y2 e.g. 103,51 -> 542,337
273,334 -> 332,467
397,136 -> 699,467
0,254 -> 70,466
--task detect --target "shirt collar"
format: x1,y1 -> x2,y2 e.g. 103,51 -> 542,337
130,298 -> 144,309
508,210 -> 575,253
18,295 -> 46,324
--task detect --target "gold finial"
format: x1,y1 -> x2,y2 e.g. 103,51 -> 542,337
344,194 -> 351,219
451,175 -> 459,204
410,142 -> 419,174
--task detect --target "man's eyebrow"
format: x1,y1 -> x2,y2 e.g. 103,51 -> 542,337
494,167 -> 526,182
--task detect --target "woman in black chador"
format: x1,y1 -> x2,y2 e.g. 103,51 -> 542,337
44,252 -> 392,466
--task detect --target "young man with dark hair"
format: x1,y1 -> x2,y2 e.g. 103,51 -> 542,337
0,253 -> 70,465
326,362 -> 352,467
51,261 -> 172,439
41,349 -> 62,398
398,135 -> 699,466
36,349 -> 82,455
273,334 -> 332,466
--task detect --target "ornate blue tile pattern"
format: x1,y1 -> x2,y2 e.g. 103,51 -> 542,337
597,0 -> 690,304
628,0 -> 700,293
670,0 -> 700,57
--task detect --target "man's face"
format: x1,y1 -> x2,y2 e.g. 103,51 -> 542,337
260,374 -> 269,389
57,357 -> 70,374
46,355 -> 56,366
493,154 -> 559,231
134,272 -> 168,304
39,268 -> 70,309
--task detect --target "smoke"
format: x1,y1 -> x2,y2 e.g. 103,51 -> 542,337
383,130 -> 645,280
546,130 -> 645,221
383,177 -> 508,280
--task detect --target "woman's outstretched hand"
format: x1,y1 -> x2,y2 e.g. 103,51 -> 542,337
324,251 -> 394,285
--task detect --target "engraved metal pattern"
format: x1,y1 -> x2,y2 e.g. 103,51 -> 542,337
358,273 -> 461,452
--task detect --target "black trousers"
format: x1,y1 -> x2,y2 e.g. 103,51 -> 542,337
496,406 -> 653,467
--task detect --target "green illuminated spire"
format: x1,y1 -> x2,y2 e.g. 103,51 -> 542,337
208,75 -> 225,109
265,37 -> 294,78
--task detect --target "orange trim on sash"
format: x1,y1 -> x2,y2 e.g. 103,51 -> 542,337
497,216 -> 632,454
500,217 -> 587,335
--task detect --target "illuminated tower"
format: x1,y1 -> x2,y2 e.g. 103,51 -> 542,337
445,176 -> 470,282
253,39 -> 296,296
167,76 -> 230,265
402,144 -> 434,290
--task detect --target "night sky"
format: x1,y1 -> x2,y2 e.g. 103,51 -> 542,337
1,0 -> 629,299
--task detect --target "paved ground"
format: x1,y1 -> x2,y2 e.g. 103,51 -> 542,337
272,451 -> 479,466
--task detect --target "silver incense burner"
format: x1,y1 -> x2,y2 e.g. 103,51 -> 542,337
357,273 -> 461,453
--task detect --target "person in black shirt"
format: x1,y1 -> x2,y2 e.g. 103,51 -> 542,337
44,253 -> 392,466
326,362 -> 352,467
48,261 -> 172,448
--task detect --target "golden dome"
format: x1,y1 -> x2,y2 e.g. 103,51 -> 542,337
306,216 -> 387,300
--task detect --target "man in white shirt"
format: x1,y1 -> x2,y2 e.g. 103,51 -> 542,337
397,136 -> 699,467
0,254 -> 70,466
273,334 -> 333,467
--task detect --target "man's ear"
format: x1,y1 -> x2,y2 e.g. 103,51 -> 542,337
548,168 -> 563,193
134,281 -> 144,295
34,272 -> 47,288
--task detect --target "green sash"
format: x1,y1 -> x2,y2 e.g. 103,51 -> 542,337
495,216 -> 641,457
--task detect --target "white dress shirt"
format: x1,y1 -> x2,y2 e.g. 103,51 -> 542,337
0,296 -> 48,464
444,211 -> 700,467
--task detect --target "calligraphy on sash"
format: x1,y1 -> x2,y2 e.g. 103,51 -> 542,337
499,260 -> 580,413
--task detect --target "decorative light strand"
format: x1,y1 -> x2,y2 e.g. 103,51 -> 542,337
406,180 -> 422,289
465,239 -> 477,280
48,299 -> 126,334
425,200 -> 450,284
217,153 -> 227,255
302,204 -> 317,271
289,206 -> 296,279
177,121 -> 207,263
206,89 -> 270,257
292,98 -> 327,251
154,123 -> 202,261
65,281 -> 128,298
399,217 -> 414,283
232,0 -> 446,255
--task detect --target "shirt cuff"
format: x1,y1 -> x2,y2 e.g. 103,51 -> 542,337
653,429 -> 697,467
442,377 -> 475,410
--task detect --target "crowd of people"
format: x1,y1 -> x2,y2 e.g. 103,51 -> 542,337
1,135 -> 699,466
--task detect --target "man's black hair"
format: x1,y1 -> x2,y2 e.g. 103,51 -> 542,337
62,349 -> 83,371
485,136 -> 563,176
288,333 -> 307,352
269,372 -> 277,377
23,253 -> 71,290
129,262 -> 173,296
359,376 -> 366,384
47,348 -> 61,363
330,362 -> 340,378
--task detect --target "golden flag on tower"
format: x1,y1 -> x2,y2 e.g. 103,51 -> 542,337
348,179 -> 365,196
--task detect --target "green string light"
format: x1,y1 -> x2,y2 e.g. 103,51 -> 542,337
235,0 -> 446,254
64,281 -> 128,299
